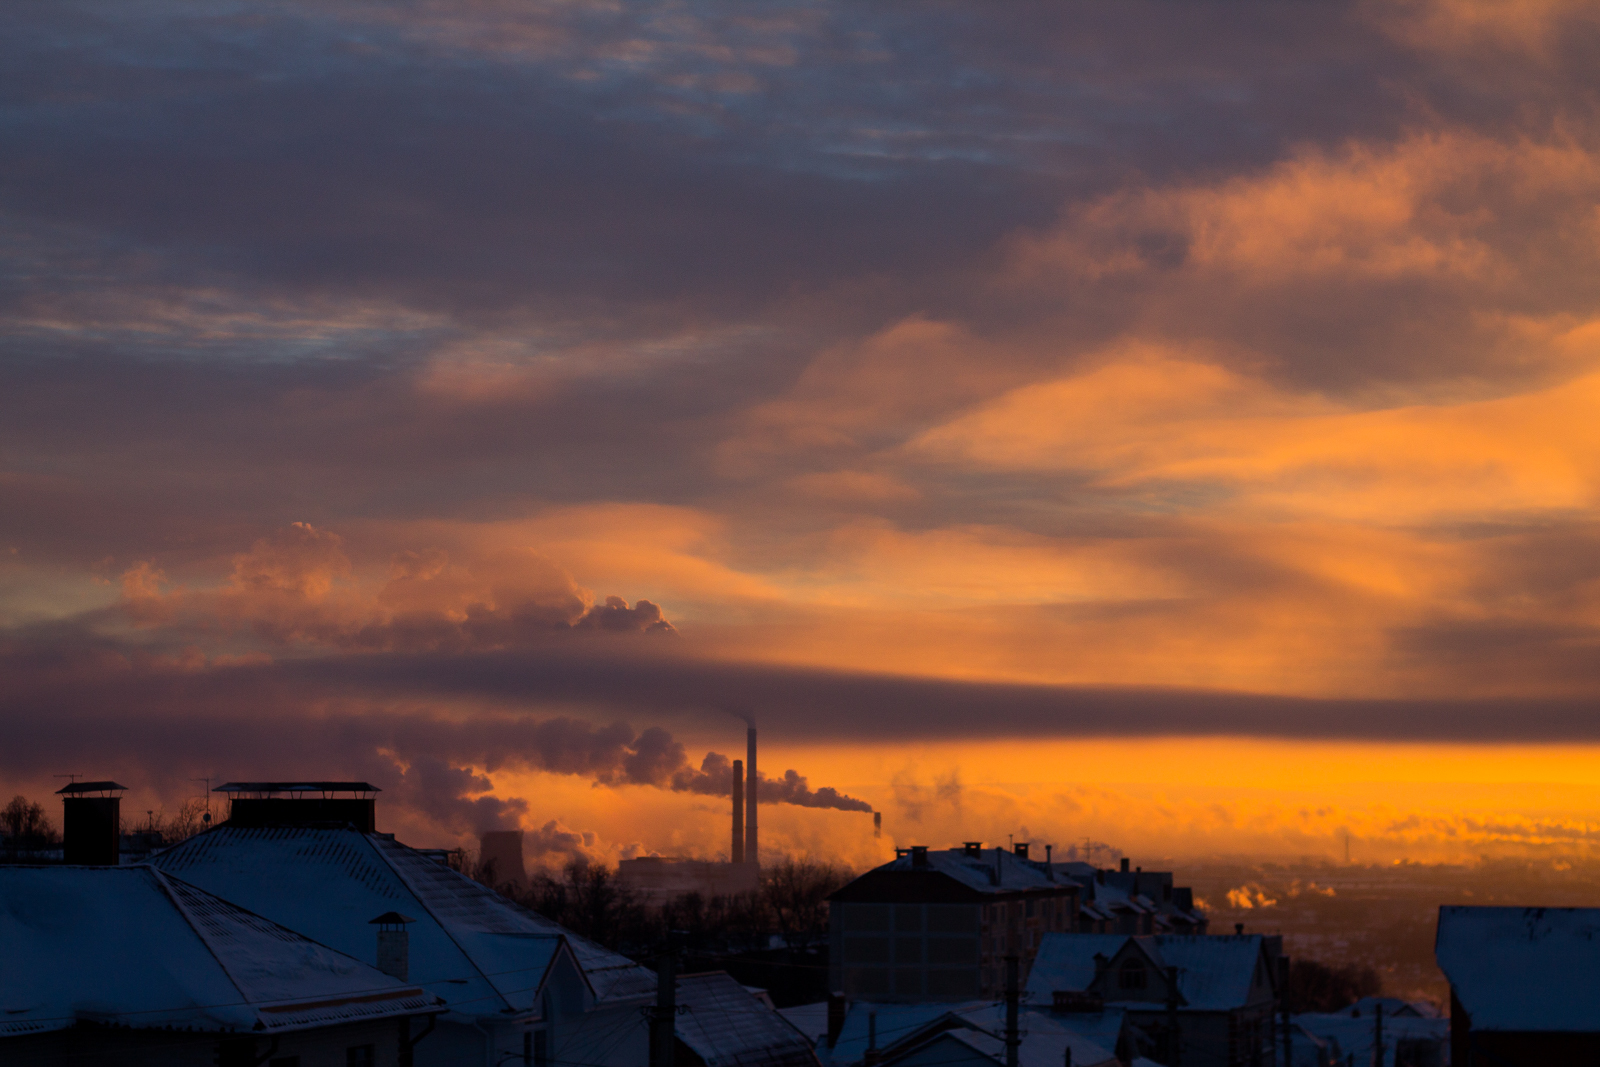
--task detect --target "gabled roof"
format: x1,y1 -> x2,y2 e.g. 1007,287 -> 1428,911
0,866 -> 433,1038
1436,905 -> 1600,1032
830,848 -> 1068,902
149,825 -> 654,1016
823,1001 -> 1119,1067
675,972 -> 819,1067
1025,933 -> 1271,1012
1293,1012 -> 1447,1066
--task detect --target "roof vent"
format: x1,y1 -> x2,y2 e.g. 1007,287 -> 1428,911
910,845 -> 929,868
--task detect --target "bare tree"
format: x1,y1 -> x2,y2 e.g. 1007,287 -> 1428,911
2,795 -> 57,849
763,857 -> 855,951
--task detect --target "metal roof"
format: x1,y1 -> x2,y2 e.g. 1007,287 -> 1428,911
674,972 -> 819,1067
0,866 -> 434,1038
54,780 -> 126,795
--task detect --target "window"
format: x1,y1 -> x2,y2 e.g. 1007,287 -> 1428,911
1118,959 -> 1147,991
346,1045 -> 375,1067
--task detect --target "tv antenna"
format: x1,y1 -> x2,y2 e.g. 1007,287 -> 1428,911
190,778 -> 214,824
53,773 -> 83,785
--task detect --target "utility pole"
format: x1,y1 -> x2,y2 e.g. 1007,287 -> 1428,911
649,940 -> 677,1067
1005,955 -> 1020,1067
1371,1002 -> 1382,1067
1282,1003 -> 1292,1067
1165,965 -> 1181,1067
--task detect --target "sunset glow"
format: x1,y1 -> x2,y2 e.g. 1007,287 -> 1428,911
6,0 -> 1600,875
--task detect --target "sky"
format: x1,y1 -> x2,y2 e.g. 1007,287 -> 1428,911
5,0 -> 1600,868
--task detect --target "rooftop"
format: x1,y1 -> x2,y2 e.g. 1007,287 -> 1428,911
214,782 -> 380,796
1436,905 -> 1600,1032
0,866 -> 433,1038
1025,933 -> 1272,1012
150,824 -> 655,1015
674,972 -> 818,1067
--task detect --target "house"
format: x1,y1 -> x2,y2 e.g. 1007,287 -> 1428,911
673,971 -> 820,1066
1025,932 -> 1282,1067
0,865 -> 438,1067
818,1001 -> 1122,1067
828,843 -> 1079,1002
1435,905 -> 1600,1066
1292,1010 -> 1446,1067
1055,858 -> 1208,935
149,782 -> 656,1067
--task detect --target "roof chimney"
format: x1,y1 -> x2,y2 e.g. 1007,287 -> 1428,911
215,781 -> 379,831
827,992 -> 847,1049
731,759 -> 745,864
370,912 -> 416,980
1235,922 -> 1245,936
1013,842 -> 1029,860
910,845 -> 929,868
1119,857 -> 1130,874
1045,844 -> 1054,879
57,781 -> 125,866
745,727 -> 758,869
964,841 -> 983,857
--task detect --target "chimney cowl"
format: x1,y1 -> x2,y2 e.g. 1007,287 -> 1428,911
370,912 -> 416,980
963,841 -> 983,857
1013,842 -> 1029,859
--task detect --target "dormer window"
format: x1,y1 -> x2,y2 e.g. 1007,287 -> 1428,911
1118,959 -> 1147,991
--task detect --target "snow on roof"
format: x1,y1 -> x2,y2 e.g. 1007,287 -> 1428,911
823,1002 -> 1116,1067
675,972 -> 819,1067
1025,933 -> 1267,1012
871,1005 -> 1118,1067
149,825 -> 654,1015
1024,934 -> 1131,1000
1436,905 -> 1600,1032
859,848 -> 1062,896
778,1001 -> 829,1046
1293,1012 -> 1447,1066
0,866 -> 433,1038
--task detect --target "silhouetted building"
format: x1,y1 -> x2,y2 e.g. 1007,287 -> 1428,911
615,855 -> 760,903
828,843 -> 1079,1002
1025,932 -> 1282,1067
1054,857 -> 1208,934
1436,905 -> 1600,1067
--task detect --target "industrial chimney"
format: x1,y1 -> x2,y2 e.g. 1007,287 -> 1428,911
478,830 -> 527,887
57,781 -> 125,866
745,727 -> 758,868
370,912 -> 416,980
731,758 -> 744,864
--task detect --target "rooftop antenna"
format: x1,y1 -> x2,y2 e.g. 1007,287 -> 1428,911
190,777 -> 215,825
54,773 -> 82,785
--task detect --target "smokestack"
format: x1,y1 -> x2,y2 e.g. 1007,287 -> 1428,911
874,812 -> 882,839
731,759 -> 745,864
478,830 -> 527,887
745,727 -> 758,868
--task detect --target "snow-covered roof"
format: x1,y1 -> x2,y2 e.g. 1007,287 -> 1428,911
1025,933 -> 1269,1012
0,866 -> 434,1038
837,848 -> 1063,899
149,825 -> 654,1016
779,1001 -> 829,1046
675,972 -> 819,1067
1436,905 -> 1600,1032
822,1001 -> 1117,1067
1294,1012 -> 1447,1066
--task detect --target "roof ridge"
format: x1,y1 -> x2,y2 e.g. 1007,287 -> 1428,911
146,867 -> 257,1020
362,831 -> 521,1012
